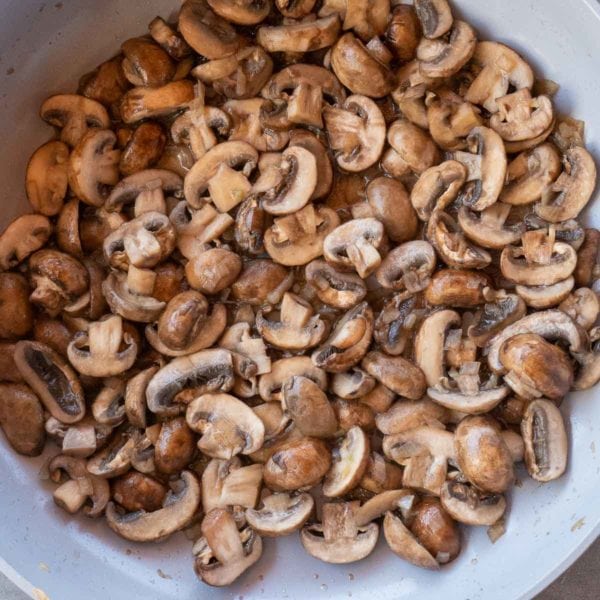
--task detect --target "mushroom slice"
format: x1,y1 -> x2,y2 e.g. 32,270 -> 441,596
324,218 -> 384,278
179,0 -> 240,59
415,0 -> 453,39
331,32 -> 394,98
87,429 -> 137,478
257,15 -> 340,53
26,140 -> 70,216
535,146 -> 597,223
559,287 -> 600,330
148,16 -> 192,59
40,94 -> 110,147
374,293 -> 424,357
312,302 -> 374,373
384,119 -> 440,177
323,426 -> 370,497
194,508 -> 262,587
103,270 -> 166,323
187,393 -> 265,459
453,126 -> 507,211
501,144 -> 562,206
440,480 -> 506,526
300,501 -> 379,564
417,20 -> 476,78
259,356 -> 326,403
427,211 -> 491,269
305,259 -> 366,309
521,399 -> 568,482
67,316 -> 137,378
49,455 -> 109,518
458,203 -> 525,250
202,457 -> 263,512
376,241 -> 436,294
246,492 -> 314,537
68,129 -> 120,207
323,95 -> 386,172
331,368 -> 376,400
125,365 -> 158,429
0,214 -> 52,271
147,349 -> 249,417
486,309 -> 586,373
289,130 -> 333,200
184,140 -> 258,208
410,160 -> 467,222
282,375 -> 338,438
515,277 -> 575,309
91,378 -> 126,426
105,169 -> 183,213
490,89 -> 554,142
107,471 -> 201,542
258,146 -> 317,215
264,204 -> 340,266
207,0 -> 270,24
219,322 -> 271,376
14,341 -> 85,425
256,292 -> 326,351
375,398 -> 450,436
362,351 -> 426,401
120,80 -> 195,123
465,41 -> 534,114
383,426 -> 455,495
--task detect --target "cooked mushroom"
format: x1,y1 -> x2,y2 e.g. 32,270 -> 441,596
219,321 -> 271,379
574,228 -> 600,286
323,426 -> 370,497
259,356 -> 326,403
0,214 -> 52,272
0,383 -> 45,456
106,470 -> 201,541
515,277 -> 575,309
458,203 -> 525,249
288,130 -> 333,200
112,471 -> 168,513
185,248 -> 242,295
454,416 -> 514,493
312,302 -> 373,373
521,399 -> 568,482
0,273 -> 33,340
323,95 -> 386,172
193,508 -> 262,586
559,288 -> 599,330
186,393 -> 264,459
257,15 -> 340,53
155,417 -> 196,475
91,378 -> 126,426
415,0 -> 453,39
40,94 -> 110,147
383,119 -> 440,177
301,501 -> 379,563
121,37 -> 175,88
87,429 -> 138,478
425,269 -> 491,308
246,492 -> 314,537
362,351 -> 426,400
305,259 -> 366,309
120,80 -> 194,124
386,5 -> 421,61
331,368 -> 376,400
232,259 -> 294,306
376,241 -> 436,295
124,365 -> 158,429
440,480 -> 506,526
148,16 -> 192,59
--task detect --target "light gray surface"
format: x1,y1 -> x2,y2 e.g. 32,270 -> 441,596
1,538 -> 599,599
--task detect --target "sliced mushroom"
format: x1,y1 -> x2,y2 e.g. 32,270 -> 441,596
120,80 -> 195,123
516,277 -> 575,309
559,288 -> 600,330
535,146 -> 597,223
323,95 -> 386,172
15,341 -> 85,424
521,399 -> 568,482
124,365 -> 158,429
331,368 -> 376,400
375,398 -> 450,436
440,480 -> 506,526
0,273 -> 33,340
87,428 -> 138,478
305,259 -> 366,309
259,356 -> 326,403
193,508 -> 262,586
148,16 -> 192,59
0,383 -> 45,456
376,241 -> 436,294
386,5 -> 422,61
186,393 -> 264,459
40,94 -> 110,147
219,321 -> 271,378
425,269 -> 490,308
112,471 -> 168,513
92,378 -> 126,426
384,119 -> 440,177
0,214 -> 52,272
417,20 -> 476,78
362,351 -> 426,401
323,426 -> 370,497
121,37 -> 175,88
301,501 -> 379,563
574,228 -> 600,286
246,492 -> 314,537
231,259 -> 293,307
458,203 -> 525,249
312,302 -> 374,373
106,471 -> 201,541
288,130 -> 333,200
415,0 -> 452,39
68,129 -> 120,207
257,15 -> 340,53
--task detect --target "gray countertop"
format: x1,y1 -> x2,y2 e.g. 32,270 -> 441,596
1,538 -> 598,599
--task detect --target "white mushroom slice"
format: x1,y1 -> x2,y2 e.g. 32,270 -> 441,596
417,20 -> 476,78
186,393 -> 265,459
324,218 -> 384,278
256,292 -> 326,351
521,399 -> 568,482
202,457 -> 263,512
415,0 -> 453,39
193,508 -> 262,587
375,241 -> 436,293
559,287 -> 600,330
253,402 -> 290,441
331,368 -> 376,400
323,95 -> 385,172
0,215 -> 53,271
457,203 -> 525,250
68,129 -> 120,207
106,471 -> 200,542
486,309 -> 586,373
383,426 -> 455,495
323,426 -> 370,497
120,80 -> 195,123
258,356 -> 327,402
465,41 -> 534,114
515,277 -> 575,309
453,126 -> 507,211
67,316 -> 137,378
535,146 -> 597,223
300,501 -> 379,564
490,89 -> 554,142
500,144 -> 562,206
219,322 -> 271,376
87,430 -> 137,478
384,119 -> 440,177
125,365 -> 158,429
91,378 -> 126,426
375,399 -> 451,435
440,481 -> 506,526
354,490 -> 416,527
257,15 -> 341,53
246,492 -> 314,537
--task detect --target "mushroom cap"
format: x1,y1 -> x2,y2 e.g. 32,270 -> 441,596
0,214 -> 52,271
289,130 -> 334,200
440,480 -> 506,526
257,15 -> 340,53
559,287 -> 600,330
259,356 -> 327,402
427,384 -> 509,415
362,351 -> 426,400
424,268 -> 491,308
105,169 -> 182,212
331,368 -> 376,400
305,259 -> 367,309
515,277 -> 575,309
207,0 -> 270,25
376,240 -> 436,293
246,492 -> 314,537
375,398 -> 450,435
120,80 -> 195,124
387,119 -> 440,175
106,471 -> 201,542
468,292 -> 526,347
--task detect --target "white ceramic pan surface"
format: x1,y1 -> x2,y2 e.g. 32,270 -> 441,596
1,1 -> 599,599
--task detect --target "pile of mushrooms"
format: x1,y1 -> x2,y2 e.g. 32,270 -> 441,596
1,0 -> 599,588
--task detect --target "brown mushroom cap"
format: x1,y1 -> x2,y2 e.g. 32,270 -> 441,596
257,15 -> 340,53
0,383 -> 45,456
0,273 -> 33,340
362,351 -> 427,400
0,214 -> 53,272
26,141 -> 70,216
305,259 -> 366,309
120,80 -> 195,124
415,0 -> 453,39
112,471 -> 168,513
425,269 -> 491,308
231,259 -> 293,306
